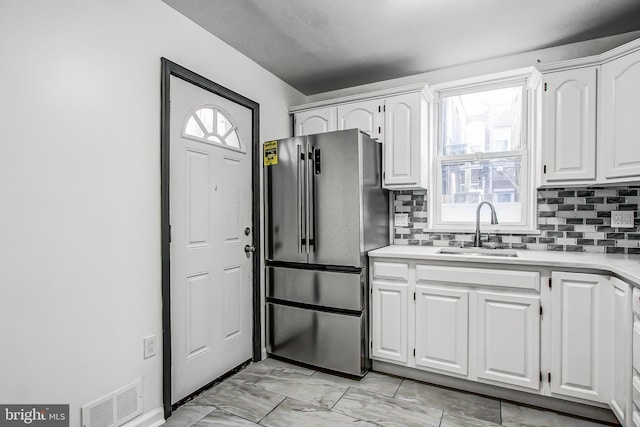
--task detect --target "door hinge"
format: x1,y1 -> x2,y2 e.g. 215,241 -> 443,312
543,164 -> 547,174
413,292 -> 416,301
540,306 -> 543,316
370,341 -> 372,349
169,225 -> 172,243
383,172 -> 386,180
540,372 -> 543,382
413,348 -> 416,357
548,372 -> 551,383
548,277 -> 552,289
544,82 -> 547,92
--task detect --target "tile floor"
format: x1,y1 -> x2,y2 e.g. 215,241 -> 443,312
164,358 -> 614,427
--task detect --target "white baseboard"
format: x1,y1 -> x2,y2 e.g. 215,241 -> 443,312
122,407 -> 165,427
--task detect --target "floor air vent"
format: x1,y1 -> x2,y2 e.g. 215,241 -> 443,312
82,379 -> 143,427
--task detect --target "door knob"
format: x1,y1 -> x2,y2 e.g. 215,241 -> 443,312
244,244 -> 256,253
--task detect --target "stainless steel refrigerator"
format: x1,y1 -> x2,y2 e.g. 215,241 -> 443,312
265,128 -> 389,376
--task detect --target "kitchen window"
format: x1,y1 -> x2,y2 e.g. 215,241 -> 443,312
430,70 -> 539,232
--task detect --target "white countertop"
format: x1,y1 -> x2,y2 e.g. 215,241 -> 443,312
369,245 -> 640,285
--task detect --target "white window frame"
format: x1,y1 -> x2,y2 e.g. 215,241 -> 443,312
428,68 -> 541,234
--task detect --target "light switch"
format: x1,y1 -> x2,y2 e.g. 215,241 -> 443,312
395,213 -> 409,227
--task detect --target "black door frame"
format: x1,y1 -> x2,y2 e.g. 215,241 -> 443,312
160,58 -> 261,419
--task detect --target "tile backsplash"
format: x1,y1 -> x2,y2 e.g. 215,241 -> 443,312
393,187 -> 640,254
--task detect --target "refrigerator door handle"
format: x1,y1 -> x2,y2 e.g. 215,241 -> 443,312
297,144 -> 304,253
305,143 -> 312,254
308,146 -> 316,251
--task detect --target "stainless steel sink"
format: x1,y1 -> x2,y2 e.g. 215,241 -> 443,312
436,248 -> 519,258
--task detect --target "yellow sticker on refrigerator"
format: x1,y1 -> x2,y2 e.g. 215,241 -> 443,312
264,140 -> 278,166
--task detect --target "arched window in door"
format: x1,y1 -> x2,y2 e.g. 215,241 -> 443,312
183,105 -> 242,151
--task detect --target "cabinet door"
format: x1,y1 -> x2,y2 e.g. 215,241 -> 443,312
415,285 -> 468,376
337,99 -> 383,141
601,49 -> 640,180
383,92 -> 426,188
294,107 -> 337,136
611,277 -> 632,425
477,291 -> 540,390
550,272 -> 609,403
371,280 -> 408,363
542,68 -> 597,183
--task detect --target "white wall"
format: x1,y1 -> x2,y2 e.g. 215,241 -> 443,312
0,1 -> 304,425
305,30 -> 640,102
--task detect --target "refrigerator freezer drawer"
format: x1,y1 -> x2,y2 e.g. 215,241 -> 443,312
267,302 -> 366,376
267,266 -> 364,311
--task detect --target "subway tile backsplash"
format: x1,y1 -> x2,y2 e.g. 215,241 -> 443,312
393,187 -> 640,254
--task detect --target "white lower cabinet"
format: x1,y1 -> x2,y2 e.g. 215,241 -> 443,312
370,257 -> 629,416
476,291 -> 540,390
371,280 -> 408,363
414,285 -> 468,375
550,272 -> 610,403
611,277 -> 633,425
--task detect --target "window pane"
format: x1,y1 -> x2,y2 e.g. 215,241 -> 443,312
195,108 -> 214,133
185,116 -> 205,139
225,131 -> 240,148
216,110 -> 231,135
440,157 -> 522,223
441,86 -> 522,155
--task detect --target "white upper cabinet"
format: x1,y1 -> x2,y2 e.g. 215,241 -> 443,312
600,48 -> 640,180
542,67 -> 597,183
549,272 -> 610,403
538,38 -> 640,186
290,83 -> 430,190
337,99 -> 384,141
294,107 -> 337,136
383,91 -> 429,189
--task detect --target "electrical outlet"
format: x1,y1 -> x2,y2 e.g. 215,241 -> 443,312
612,211 -> 634,228
143,335 -> 157,359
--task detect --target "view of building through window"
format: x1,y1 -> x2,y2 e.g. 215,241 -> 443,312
438,86 -> 526,225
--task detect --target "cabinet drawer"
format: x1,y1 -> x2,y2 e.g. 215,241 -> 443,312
373,261 -> 409,281
416,265 -> 539,291
634,287 -> 640,315
635,320 -> 640,373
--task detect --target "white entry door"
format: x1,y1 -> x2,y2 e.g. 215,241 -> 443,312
170,75 -> 253,403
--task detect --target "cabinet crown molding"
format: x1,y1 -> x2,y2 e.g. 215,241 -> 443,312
537,37 -> 640,73
289,82 -> 430,113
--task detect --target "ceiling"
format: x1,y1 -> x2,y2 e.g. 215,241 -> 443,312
163,0 -> 640,95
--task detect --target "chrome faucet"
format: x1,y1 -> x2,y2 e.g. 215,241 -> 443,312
474,201 -> 499,247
